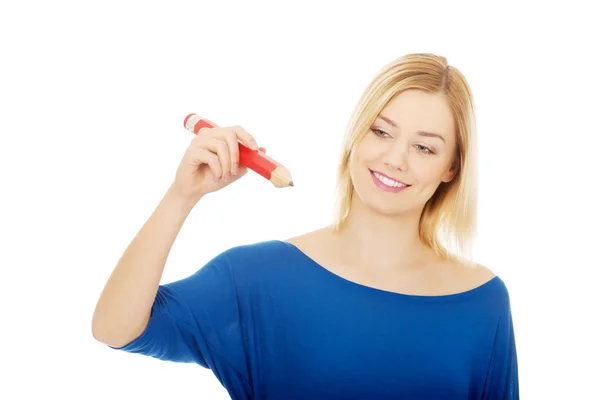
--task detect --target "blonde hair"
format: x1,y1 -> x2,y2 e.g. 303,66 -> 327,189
332,53 -> 478,263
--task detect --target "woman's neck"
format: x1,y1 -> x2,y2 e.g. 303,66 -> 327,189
332,200 -> 435,271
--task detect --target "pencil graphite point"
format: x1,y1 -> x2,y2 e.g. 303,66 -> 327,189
289,181 -> 294,187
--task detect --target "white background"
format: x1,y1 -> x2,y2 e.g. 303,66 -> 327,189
1,1 -> 598,399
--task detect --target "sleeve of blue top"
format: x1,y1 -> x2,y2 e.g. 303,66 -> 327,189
109,248 -> 251,393
483,300 -> 520,399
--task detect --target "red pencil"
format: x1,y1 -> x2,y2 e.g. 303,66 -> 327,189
183,113 -> 294,188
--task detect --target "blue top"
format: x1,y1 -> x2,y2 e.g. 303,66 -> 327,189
112,240 -> 519,399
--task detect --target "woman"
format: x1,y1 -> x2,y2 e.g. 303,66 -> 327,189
92,53 -> 519,399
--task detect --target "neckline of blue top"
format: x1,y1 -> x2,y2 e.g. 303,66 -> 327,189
272,239 -> 501,303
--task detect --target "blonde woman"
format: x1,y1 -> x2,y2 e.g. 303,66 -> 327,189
92,53 -> 519,399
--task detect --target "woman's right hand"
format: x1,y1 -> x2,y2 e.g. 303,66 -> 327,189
170,124 -> 263,202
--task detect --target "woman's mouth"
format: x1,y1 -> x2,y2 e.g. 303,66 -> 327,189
369,169 -> 411,193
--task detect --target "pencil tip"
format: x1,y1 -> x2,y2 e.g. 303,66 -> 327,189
289,181 -> 294,187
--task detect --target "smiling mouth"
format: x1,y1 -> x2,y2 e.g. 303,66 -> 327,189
369,169 -> 411,192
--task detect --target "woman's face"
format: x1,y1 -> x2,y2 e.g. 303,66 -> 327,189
349,89 -> 458,217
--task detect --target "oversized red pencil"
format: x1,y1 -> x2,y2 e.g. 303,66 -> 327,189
183,113 -> 294,188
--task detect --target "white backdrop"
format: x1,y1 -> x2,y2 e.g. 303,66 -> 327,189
1,1 -> 599,399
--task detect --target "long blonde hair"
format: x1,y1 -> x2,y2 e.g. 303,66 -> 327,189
332,53 -> 478,263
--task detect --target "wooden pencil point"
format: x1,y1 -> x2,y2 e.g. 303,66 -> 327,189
270,165 -> 294,188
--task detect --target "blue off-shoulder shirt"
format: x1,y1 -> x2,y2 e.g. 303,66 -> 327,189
112,240 -> 519,399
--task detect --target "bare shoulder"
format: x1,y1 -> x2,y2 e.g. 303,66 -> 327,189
282,226 -> 337,267
284,226 -> 333,249
453,259 -> 498,289
283,228 -> 498,295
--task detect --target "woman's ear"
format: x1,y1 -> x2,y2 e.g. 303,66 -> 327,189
441,157 -> 459,183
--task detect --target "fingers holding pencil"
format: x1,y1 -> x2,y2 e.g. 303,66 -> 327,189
171,123 -> 266,202
184,114 -> 294,188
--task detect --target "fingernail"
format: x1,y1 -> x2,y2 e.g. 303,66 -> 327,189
251,140 -> 258,150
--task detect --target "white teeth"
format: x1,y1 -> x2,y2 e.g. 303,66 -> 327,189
373,172 -> 406,188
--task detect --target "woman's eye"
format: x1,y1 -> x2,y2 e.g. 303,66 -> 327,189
372,129 -> 390,138
371,129 -> 435,155
416,145 -> 434,155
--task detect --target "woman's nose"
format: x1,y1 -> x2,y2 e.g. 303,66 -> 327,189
383,142 -> 409,171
